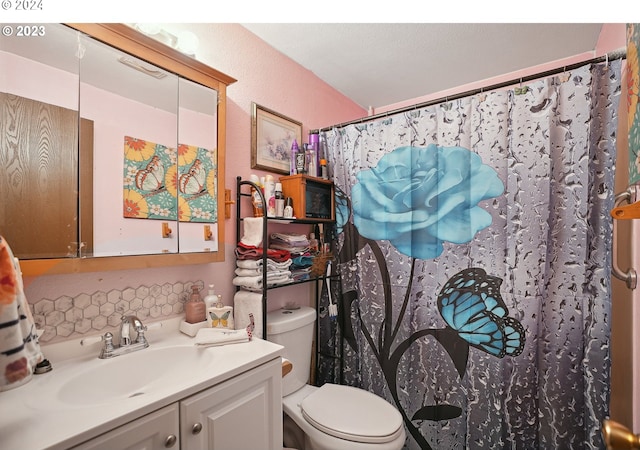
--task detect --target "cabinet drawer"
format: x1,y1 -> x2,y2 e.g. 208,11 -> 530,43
72,404 -> 179,450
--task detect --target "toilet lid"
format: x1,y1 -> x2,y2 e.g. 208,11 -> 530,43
300,384 -> 404,444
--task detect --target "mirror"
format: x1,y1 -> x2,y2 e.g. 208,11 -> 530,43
0,23 -> 235,274
177,77 -> 220,254
79,30 -> 180,257
0,24 -> 81,259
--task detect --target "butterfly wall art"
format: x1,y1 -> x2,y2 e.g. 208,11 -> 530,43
123,136 -> 177,220
123,137 -> 218,223
177,144 -> 217,223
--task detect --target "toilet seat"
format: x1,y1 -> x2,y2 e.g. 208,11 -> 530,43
300,384 -> 404,444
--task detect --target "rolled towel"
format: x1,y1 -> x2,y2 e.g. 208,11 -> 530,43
240,217 -> 264,247
234,290 -> 263,338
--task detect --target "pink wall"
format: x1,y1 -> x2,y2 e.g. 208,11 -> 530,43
22,23 -> 627,327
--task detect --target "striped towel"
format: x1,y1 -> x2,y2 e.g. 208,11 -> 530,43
0,236 -> 44,391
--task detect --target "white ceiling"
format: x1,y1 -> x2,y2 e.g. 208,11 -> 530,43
240,23 -> 605,110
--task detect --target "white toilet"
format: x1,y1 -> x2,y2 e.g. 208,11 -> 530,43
267,306 -> 406,450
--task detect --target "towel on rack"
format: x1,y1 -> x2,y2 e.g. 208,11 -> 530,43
234,267 -> 292,277
234,290 -> 263,339
236,258 -> 292,271
232,272 -> 293,290
269,232 -> 310,253
235,242 -> 291,262
0,236 -> 44,391
240,217 -> 264,247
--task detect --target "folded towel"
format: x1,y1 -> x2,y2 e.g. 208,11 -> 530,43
270,232 -> 309,244
232,273 -> 293,290
291,255 -> 314,268
269,232 -> 310,253
235,242 -> 291,262
194,328 -> 251,347
234,267 -> 292,277
240,217 -> 264,247
236,258 -> 292,271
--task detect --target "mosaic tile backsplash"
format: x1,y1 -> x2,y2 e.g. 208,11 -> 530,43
31,281 -> 204,343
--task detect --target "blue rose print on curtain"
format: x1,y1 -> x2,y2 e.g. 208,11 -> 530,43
351,145 -> 504,259
334,145 -> 524,449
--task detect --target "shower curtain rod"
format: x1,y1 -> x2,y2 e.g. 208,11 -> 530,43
315,48 -> 627,133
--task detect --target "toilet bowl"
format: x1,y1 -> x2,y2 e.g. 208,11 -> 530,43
267,307 -> 406,450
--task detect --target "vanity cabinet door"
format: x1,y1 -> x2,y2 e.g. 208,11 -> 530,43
180,358 -> 282,450
72,404 -> 180,450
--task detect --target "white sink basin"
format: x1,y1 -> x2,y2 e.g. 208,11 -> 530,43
56,345 -> 214,406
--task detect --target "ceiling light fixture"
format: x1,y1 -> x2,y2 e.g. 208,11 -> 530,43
132,24 -> 199,57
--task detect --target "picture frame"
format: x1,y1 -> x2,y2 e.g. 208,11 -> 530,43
251,102 -> 302,175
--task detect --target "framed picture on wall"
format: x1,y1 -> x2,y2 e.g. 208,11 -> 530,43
251,102 -> 302,175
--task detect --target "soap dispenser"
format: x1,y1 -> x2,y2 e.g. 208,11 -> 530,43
207,295 -> 234,329
185,285 -> 206,324
203,284 -> 217,309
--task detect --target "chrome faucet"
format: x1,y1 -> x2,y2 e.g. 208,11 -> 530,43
119,315 -> 146,346
98,315 -> 149,359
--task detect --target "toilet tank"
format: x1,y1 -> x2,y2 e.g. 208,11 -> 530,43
266,306 -> 316,396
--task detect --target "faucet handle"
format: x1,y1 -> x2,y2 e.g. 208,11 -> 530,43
135,324 -> 148,345
99,332 -> 115,358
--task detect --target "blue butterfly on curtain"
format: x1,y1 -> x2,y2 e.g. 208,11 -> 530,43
437,267 -> 525,358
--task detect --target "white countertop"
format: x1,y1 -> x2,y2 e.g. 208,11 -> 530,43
0,318 -> 283,450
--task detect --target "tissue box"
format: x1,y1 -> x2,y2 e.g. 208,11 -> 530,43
179,320 -> 208,337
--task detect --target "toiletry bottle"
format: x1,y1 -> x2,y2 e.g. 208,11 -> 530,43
207,295 -> 234,329
320,159 -> 328,179
249,174 -> 264,217
275,182 -> 285,217
264,175 -> 276,217
185,285 -> 206,324
283,197 -> 294,218
307,144 -> 317,177
295,143 -> 306,174
203,284 -> 217,308
308,233 -> 319,254
303,144 -> 312,175
290,139 -> 300,175
309,131 -> 320,175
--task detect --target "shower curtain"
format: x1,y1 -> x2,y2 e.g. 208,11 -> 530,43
317,60 -> 621,449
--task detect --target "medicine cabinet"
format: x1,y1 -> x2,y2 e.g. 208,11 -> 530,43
0,23 -> 236,275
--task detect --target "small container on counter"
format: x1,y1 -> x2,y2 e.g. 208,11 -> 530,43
203,284 -> 217,308
185,285 -> 206,324
207,295 -> 234,329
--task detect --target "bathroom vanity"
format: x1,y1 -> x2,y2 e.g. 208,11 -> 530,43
0,318 -> 284,450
